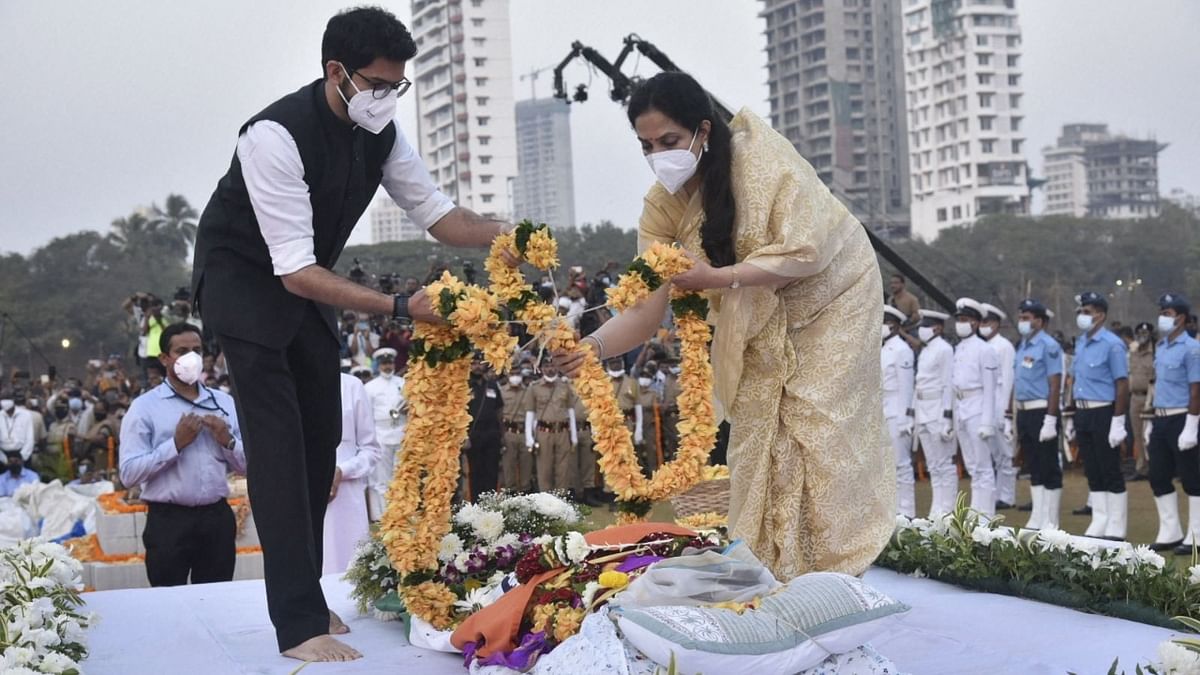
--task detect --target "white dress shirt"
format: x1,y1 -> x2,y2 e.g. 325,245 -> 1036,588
987,334 -> 1016,421
335,374 -> 382,482
0,408 -> 36,460
953,335 -> 999,426
881,335 -> 915,420
910,337 -> 954,425
237,120 -> 456,276
363,373 -> 406,447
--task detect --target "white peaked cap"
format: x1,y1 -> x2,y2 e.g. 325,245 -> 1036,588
919,309 -> 951,322
981,303 -> 1006,322
884,306 -> 907,322
955,297 -> 985,318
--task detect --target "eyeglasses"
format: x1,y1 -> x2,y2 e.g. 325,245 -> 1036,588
349,69 -> 412,100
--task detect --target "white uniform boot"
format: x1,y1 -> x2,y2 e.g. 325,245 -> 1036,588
1084,491 -> 1109,537
1043,488 -> 1062,530
1151,493 -> 1185,551
1104,491 -> 1128,541
1024,485 -> 1045,530
1175,496 -> 1200,556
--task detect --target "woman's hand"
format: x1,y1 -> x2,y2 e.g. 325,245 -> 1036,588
551,341 -> 595,379
671,251 -> 729,291
495,224 -> 523,267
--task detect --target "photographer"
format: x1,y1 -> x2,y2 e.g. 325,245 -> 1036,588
141,297 -> 168,370
346,313 -> 380,369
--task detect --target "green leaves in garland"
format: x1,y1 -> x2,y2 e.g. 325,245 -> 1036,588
512,219 -> 551,256
670,293 -> 709,320
615,499 -> 653,518
626,259 -> 664,292
410,336 -> 474,367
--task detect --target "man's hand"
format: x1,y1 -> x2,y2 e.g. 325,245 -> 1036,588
328,467 -> 343,503
1108,414 -> 1128,449
407,289 -> 444,324
202,415 -> 234,448
174,414 -> 204,451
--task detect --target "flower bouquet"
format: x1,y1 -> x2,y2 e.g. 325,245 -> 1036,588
0,540 -> 95,674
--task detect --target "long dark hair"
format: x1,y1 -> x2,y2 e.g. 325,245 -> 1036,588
627,72 -> 737,267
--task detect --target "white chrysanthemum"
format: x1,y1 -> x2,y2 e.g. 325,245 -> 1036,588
472,511 -> 505,543
894,514 -> 912,529
564,532 -> 590,564
532,534 -> 554,547
34,651 -> 77,674
454,503 -> 486,529
0,646 -> 36,668
1158,640 -> 1200,674
453,586 -> 493,615
529,493 -> 580,523
971,525 -> 1001,546
438,533 -> 465,563
493,533 -> 520,550
580,580 -> 602,608
1188,564 -> 1200,586
1132,545 -> 1166,570
453,552 -> 471,573
1036,528 -> 1073,552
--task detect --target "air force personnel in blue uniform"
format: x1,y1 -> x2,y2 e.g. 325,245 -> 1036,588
1013,299 -> 1063,530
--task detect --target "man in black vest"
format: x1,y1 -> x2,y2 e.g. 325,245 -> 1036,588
191,7 -> 513,663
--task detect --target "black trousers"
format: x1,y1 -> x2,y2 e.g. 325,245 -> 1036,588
1148,414 -> 1200,497
217,303 -> 341,652
1017,408 -> 1062,490
143,500 -> 236,587
1076,406 -> 1126,493
467,432 -> 502,500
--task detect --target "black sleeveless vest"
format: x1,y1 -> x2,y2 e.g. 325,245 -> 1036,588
191,79 -> 396,348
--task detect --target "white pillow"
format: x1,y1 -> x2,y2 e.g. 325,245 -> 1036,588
613,572 -> 908,675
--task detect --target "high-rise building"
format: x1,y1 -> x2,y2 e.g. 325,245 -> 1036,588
902,0 -> 1029,241
760,0 -> 911,238
370,198 -> 430,243
513,98 -> 576,227
1042,124 -> 1166,220
409,0 -> 518,220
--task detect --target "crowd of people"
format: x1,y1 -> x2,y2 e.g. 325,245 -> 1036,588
883,273 -> 1200,554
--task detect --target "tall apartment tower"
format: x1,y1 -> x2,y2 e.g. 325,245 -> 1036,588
513,98 -> 576,228
369,197 -> 430,243
902,0 -> 1029,241
1043,123 -> 1166,220
409,0 -> 518,220
760,0 -> 911,238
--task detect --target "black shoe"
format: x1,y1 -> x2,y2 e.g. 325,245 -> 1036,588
995,501 -> 1015,510
1072,505 -> 1093,516
581,489 -> 604,507
1151,539 -> 1184,552
1175,543 -> 1196,556
1016,502 -> 1033,512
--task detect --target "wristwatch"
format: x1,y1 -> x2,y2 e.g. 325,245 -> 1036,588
224,436 -> 237,451
393,293 -> 412,321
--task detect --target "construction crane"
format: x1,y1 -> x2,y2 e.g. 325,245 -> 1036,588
551,34 -> 955,312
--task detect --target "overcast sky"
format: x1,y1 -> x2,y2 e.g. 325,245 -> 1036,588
0,0 -> 1196,255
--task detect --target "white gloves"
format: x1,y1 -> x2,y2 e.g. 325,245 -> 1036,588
633,405 -> 644,445
1144,420 -> 1154,448
939,417 -> 955,442
1108,414 -> 1128,449
978,424 -> 995,440
1038,414 -> 1058,443
1180,414 -> 1200,451
899,416 -> 914,437
525,411 -> 536,449
1065,417 -> 1076,443
1002,418 -> 1014,442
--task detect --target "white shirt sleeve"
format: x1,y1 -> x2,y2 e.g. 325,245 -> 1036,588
380,127 -> 456,230
236,121 -> 318,276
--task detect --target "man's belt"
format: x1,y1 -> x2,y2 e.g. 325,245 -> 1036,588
1016,399 -> 1049,411
1155,407 -> 1189,418
1076,400 -> 1113,410
504,422 -> 525,432
537,421 -> 570,432
916,389 -> 942,401
954,388 -> 982,401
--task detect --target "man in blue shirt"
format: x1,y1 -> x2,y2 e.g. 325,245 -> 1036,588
0,450 -> 40,497
1065,291 -> 1130,540
1142,293 -> 1200,553
119,323 -> 246,587
1012,299 -> 1063,530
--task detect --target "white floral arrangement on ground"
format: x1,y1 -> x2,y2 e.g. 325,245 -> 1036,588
877,496 -> 1200,629
345,491 -> 584,623
0,539 -> 95,674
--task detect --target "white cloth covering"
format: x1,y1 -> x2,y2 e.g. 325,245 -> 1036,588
323,374 -> 382,575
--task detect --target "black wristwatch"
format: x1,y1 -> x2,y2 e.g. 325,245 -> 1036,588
393,293 -> 412,321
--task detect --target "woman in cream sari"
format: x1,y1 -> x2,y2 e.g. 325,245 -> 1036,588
555,72 -> 893,579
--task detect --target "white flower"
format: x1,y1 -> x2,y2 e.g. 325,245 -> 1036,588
894,514 -> 912,529
454,503 -> 487,529
528,493 -> 580,523
493,533 -> 520,550
909,568 -> 927,579
1,646 -> 36,668
564,532 -> 590,564
1036,528 -> 1073,552
472,511 -> 505,543
453,586 -> 493,614
438,533 -> 464,563
580,581 -> 602,608
1158,640 -> 1200,674
971,525 -> 1000,546
1188,565 -> 1200,586
34,651 -> 77,674
1132,545 -> 1166,570
453,552 -> 471,573
532,534 -> 554,547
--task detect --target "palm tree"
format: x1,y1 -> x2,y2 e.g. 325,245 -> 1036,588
107,211 -> 154,250
149,194 -> 199,251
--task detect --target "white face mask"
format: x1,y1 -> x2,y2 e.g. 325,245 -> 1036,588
1159,315 -> 1178,334
646,131 -> 702,194
1076,314 -> 1094,332
173,351 -> 204,385
881,325 -> 892,340
918,326 -> 935,343
637,377 -> 653,388
979,325 -> 995,339
1017,320 -> 1033,336
508,375 -> 523,386
669,366 -> 681,375
955,321 -> 974,338
337,64 -> 397,135
607,369 -> 625,379
219,385 -> 231,393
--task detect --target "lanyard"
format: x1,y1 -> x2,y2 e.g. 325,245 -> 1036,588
165,384 -> 230,416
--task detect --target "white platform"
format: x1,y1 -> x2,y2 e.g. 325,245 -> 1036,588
80,568 -> 1178,674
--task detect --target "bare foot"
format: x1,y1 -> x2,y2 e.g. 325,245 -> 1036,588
281,634 -> 362,662
329,610 -> 350,635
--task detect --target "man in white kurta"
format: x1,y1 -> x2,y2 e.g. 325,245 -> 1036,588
907,310 -> 957,517
981,303 -> 1018,509
322,373 -> 382,574
952,298 -> 1000,518
362,348 -> 405,521
882,306 -> 917,517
